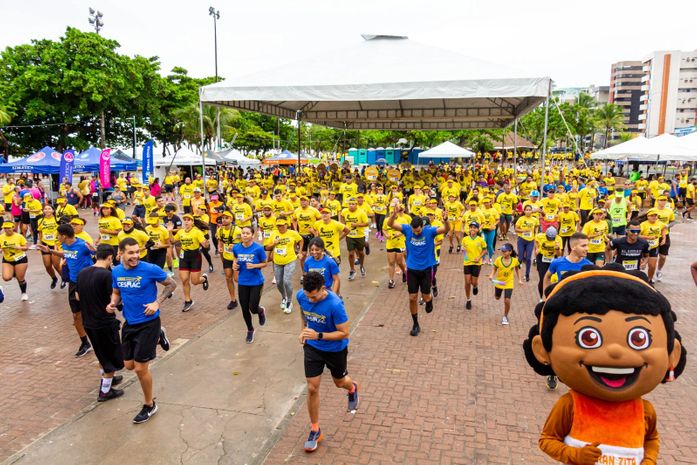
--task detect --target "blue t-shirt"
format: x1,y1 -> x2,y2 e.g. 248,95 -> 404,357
232,242 -> 266,286
62,238 -> 94,283
112,261 -> 168,325
296,290 -> 348,352
548,256 -> 593,281
303,255 -> 340,289
401,224 -> 438,270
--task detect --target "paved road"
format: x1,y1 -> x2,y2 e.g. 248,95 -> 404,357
2,219 -> 696,464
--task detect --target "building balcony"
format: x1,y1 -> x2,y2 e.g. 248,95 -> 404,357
641,84 -> 649,92
641,74 -> 651,82
640,104 -> 648,111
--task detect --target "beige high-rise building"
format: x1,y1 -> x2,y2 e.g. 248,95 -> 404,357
609,61 -> 643,133
639,50 -> 697,137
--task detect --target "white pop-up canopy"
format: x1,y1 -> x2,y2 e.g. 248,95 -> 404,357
591,135 -> 696,162
590,137 -> 649,161
219,148 -> 261,167
154,147 -> 217,167
418,141 -> 474,158
200,35 -> 550,131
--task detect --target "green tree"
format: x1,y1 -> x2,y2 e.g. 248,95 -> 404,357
594,103 -> 625,148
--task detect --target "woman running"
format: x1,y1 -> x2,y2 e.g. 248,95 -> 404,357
266,218 -> 302,314
1,220 -> 29,301
461,221 -> 487,310
145,213 -> 170,269
488,243 -> 523,326
533,226 -> 562,299
383,200 -> 410,289
232,225 -> 268,344
303,237 -> 340,295
97,203 -> 122,265
37,204 -> 62,288
514,205 -> 539,281
217,211 -> 242,310
169,213 -> 209,312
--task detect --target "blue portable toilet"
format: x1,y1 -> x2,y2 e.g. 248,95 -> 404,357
411,147 -> 423,165
347,147 -> 358,164
367,148 -> 377,165
385,148 -> 395,165
357,149 -> 368,164
375,147 -> 386,163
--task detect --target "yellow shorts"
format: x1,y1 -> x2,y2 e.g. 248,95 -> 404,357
449,221 -> 462,232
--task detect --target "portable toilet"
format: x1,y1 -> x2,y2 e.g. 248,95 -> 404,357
411,147 -> 423,165
367,148 -> 377,165
357,148 -> 368,164
375,147 -> 386,163
385,148 -> 396,165
347,147 -> 358,163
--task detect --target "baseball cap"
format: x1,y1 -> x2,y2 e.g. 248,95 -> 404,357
2,221 -> 15,228
499,243 -> 514,252
70,218 -> 86,225
545,226 -> 558,239
182,213 -> 194,220
591,208 -> 604,215
468,200 -> 478,206
647,208 -> 658,216
469,221 -> 480,228
276,218 -> 288,226
320,208 -> 331,214
121,218 -> 134,225
221,211 -> 233,218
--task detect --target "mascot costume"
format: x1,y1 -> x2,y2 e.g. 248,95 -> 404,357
523,265 -> 687,465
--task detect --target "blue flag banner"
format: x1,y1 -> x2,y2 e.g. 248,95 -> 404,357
59,149 -> 75,183
142,140 -> 154,184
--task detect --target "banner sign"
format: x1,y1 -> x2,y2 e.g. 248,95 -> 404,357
99,148 -> 112,188
365,166 -> 378,181
142,140 -> 154,184
59,149 -> 75,183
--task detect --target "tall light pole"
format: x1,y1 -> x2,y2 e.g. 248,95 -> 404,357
89,8 -> 106,148
209,6 -> 221,151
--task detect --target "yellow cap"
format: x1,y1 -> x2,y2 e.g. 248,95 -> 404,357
182,213 -> 194,220
647,208 -> 658,216
2,221 -> 15,228
70,217 -> 86,225
221,211 -> 233,218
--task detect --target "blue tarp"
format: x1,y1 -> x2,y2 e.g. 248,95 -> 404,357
74,147 -> 137,171
0,147 -> 63,174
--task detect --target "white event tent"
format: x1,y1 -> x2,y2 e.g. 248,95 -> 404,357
591,134 -> 697,162
219,148 -> 261,168
199,34 -> 552,176
154,146 -> 217,167
418,141 -> 474,159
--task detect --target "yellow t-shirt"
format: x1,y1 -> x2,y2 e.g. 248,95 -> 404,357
582,220 -> 609,253
341,208 -> 369,239
2,183 -> 15,204
639,220 -> 665,250
515,215 -> 539,242
368,194 -> 388,215
216,225 -> 242,260
232,202 -> 253,227
179,184 -> 195,206
37,216 -> 60,246
558,211 -> 579,237
653,207 -> 675,233
444,201 -> 464,223
174,227 -> 207,251
579,187 -> 597,211
146,225 -> 169,249
294,207 -> 321,235
118,229 -> 150,258
269,229 -> 302,265
98,216 -> 123,246
462,210 -> 485,228
76,231 -> 95,244
461,235 -> 487,265
535,233 -> 562,262
312,219 -> 345,258
496,192 -> 518,215
257,215 -> 277,245
383,214 -> 411,250
25,199 -> 43,219
480,207 -> 499,230
540,198 -> 561,221
492,256 -> 520,290
0,232 -> 27,262
56,203 -> 78,219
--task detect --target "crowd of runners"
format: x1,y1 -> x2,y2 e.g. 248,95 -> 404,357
0,160 -> 691,450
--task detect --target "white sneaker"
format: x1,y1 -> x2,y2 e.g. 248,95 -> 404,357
284,302 -> 293,314
272,277 -> 277,285
501,316 -> 509,325
655,271 -> 663,282
280,298 -> 287,310
21,293 -> 29,301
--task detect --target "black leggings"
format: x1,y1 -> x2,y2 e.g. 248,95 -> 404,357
209,224 -> 219,251
200,246 -> 213,268
536,254 -> 551,297
375,213 -> 385,235
238,284 -> 263,331
30,218 -> 39,243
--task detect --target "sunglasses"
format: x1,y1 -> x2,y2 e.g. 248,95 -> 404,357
628,229 -> 641,234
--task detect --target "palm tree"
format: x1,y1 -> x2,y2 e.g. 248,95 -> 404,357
594,103 -> 625,148
173,105 -> 238,151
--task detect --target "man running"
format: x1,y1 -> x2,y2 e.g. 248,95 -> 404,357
609,220 -> 649,272
76,245 -> 125,401
107,237 -> 177,424
297,271 -> 359,453
387,205 -> 449,336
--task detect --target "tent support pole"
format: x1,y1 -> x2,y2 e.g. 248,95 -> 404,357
513,117 -> 518,182
296,111 -> 302,172
540,79 -> 552,193
199,95 -> 207,199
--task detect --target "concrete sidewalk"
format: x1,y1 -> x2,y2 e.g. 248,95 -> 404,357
4,252 -> 384,465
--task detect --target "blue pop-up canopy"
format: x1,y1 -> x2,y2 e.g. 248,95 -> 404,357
0,147 -> 63,174
74,146 -> 137,171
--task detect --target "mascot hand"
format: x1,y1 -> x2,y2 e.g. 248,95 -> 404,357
574,442 -> 602,465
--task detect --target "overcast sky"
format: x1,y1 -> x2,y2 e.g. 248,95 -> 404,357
2,0 -> 695,88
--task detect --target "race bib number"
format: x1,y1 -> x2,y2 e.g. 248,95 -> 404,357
545,214 -> 556,221
560,226 -> 569,234
236,213 -> 244,220
101,234 -> 111,241
44,234 -> 55,241
649,238 -> 658,249
623,259 -> 638,271
263,231 -> 271,239
29,214 -> 37,219
612,216 -> 623,225
183,194 -> 191,199
14,252 -> 27,261
224,243 -> 234,254
275,246 -> 286,256
179,250 -> 184,259
590,237 -> 603,245
522,230 -> 532,239
542,256 -> 553,263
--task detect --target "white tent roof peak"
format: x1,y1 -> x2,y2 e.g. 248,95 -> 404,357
361,34 -> 408,41
419,141 -> 474,159
201,35 -> 550,131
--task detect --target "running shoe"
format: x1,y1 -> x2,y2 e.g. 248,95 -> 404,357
360,266 -> 366,277
546,375 -> 558,391
201,273 -> 209,291
75,342 -> 92,358
272,277 -> 277,285
501,316 -> 509,325
354,258 -> 360,265
418,297 -> 424,305
246,330 -> 255,344
0,286 -> 4,304
409,323 -> 421,337
347,382 -> 359,412
50,277 -> 58,289
112,375 -> 124,386
60,280 -> 67,289
425,300 -> 433,313
208,265 -> 214,273
388,280 -> 395,289
432,286 -> 438,298
365,243 -> 370,255
159,327 -> 170,351
98,388 -> 124,402
284,302 -> 293,314
280,298 -> 287,310
466,300 -> 472,310
167,270 -> 175,278
182,300 -> 195,312
227,300 -> 238,310
348,270 -> 356,281
21,293 -> 29,301
525,276 -> 530,282
456,245 -> 461,253
656,271 -> 663,282
472,286 -> 478,296
304,428 -> 323,452
448,246 -> 453,254
402,272 -> 406,283
258,306 -> 266,326
133,401 -> 158,424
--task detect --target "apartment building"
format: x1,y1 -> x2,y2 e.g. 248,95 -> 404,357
609,61 -> 643,133
639,50 -> 697,136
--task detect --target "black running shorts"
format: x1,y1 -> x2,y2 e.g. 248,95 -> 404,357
121,317 -> 161,363
68,281 -> 80,313
407,267 -> 432,295
179,250 -> 202,272
303,344 -> 348,379
346,237 -> 365,252
463,265 -> 482,277
658,234 -> 670,256
495,288 -> 513,299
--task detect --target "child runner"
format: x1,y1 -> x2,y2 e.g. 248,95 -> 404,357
303,237 -> 340,295
488,243 -> 523,325
461,221 -> 487,310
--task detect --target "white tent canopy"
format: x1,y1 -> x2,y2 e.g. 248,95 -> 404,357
154,147 -> 216,167
591,135 -> 696,162
200,35 -> 550,130
590,137 -> 649,161
219,149 -> 261,167
418,141 -> 474,158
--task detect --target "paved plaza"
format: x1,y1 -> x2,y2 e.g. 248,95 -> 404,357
1,221 -> 696,465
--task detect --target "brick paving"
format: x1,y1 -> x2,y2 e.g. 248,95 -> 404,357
263,222 -> 697,465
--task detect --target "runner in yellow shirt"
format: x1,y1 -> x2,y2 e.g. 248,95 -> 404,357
217,211 -> 243,310
639,209 -> 667,284
581,208 -> 609,266
294,196 -> 321,269
496,184 -> 518,239
37,204 -> 62,288
266,218 -> 303,314
488,243 -> 523,325
341,198 -> 370,281
444,194 -> 464,254
145,213 -> 170,270
461,220 -> 487,310
118,218 -> 150,259
1,220 -> 29,300
558,203 -> 580,253
383,202 -> 410,288
170,213 -> 210,312
514,205 -> 539,281
178,178 -> 195,214
311,208 -> 349,264
653,195 -> 676,282
533,227 -> 562,298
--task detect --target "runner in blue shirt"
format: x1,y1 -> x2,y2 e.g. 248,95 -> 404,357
107,237 -> 177,424
387,205 -> 449,336
296,271 -> 359,453
232,226 -> 268,344
38,223 -> 96,358
303,237 -> 340,295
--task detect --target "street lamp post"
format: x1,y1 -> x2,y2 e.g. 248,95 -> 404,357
209,7 -> 221,151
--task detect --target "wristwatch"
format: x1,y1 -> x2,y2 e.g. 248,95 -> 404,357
317,332 -> 324,340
